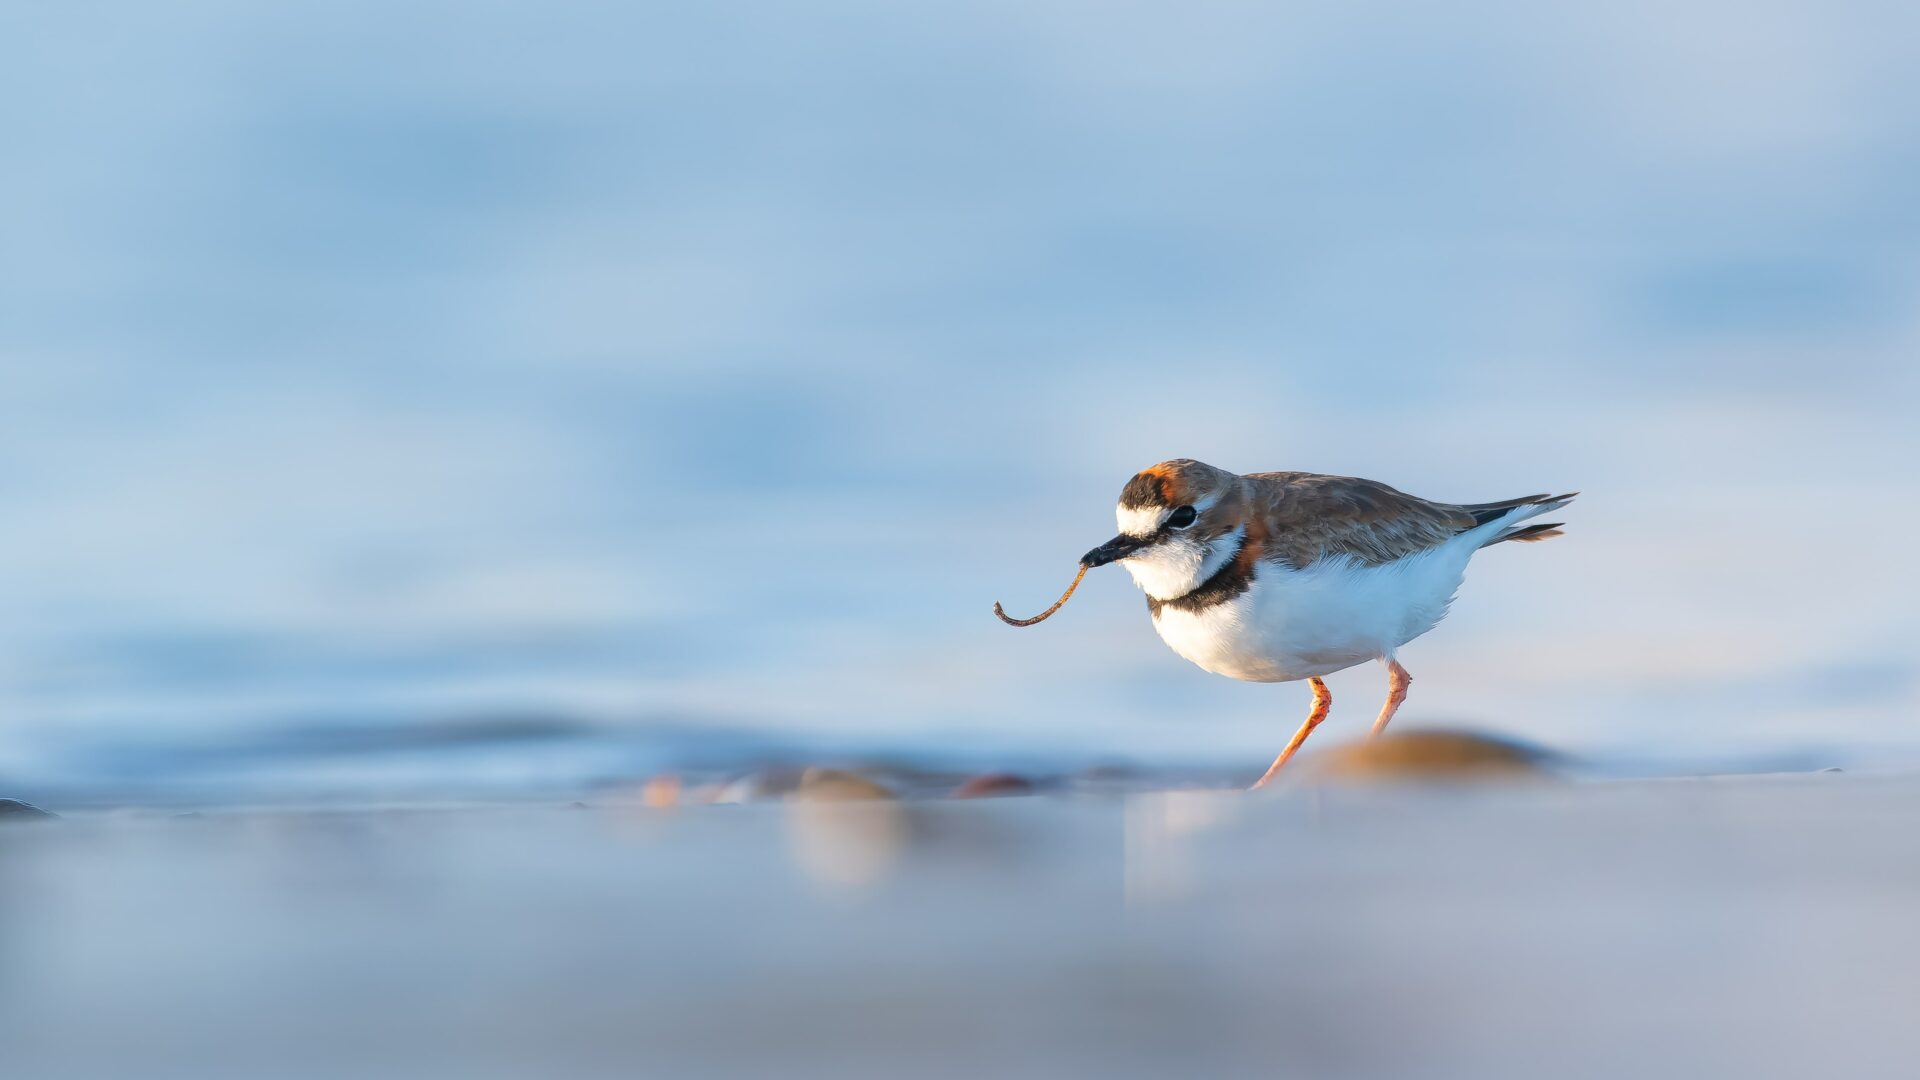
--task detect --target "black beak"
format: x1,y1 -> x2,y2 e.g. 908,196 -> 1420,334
1081,534 -> 1150,568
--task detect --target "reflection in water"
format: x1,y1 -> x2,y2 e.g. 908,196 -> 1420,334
787,801 -> 910,891
5,777 -> 1920,1078
1124,791 -> 1244,907
785,768 -> 905,889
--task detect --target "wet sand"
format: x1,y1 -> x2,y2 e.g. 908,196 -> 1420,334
4,770 -> 1918,1079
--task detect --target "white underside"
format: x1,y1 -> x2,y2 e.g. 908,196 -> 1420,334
1144,508 -> 1539,683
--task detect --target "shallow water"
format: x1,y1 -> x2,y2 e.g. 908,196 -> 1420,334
5,772 -> 1919,1079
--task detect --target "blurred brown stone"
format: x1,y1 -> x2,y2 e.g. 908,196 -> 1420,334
640,774 -> 682,809
952,773 -> 1035,799
790,768 -> 896,802
1292,730 -> 1551,784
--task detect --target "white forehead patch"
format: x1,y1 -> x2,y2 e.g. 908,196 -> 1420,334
1117,505 -> 1165,538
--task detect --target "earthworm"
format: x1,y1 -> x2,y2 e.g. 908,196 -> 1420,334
992,564 -> 1089,627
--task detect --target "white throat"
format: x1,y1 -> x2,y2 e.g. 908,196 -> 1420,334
1122,525 -> 1245,601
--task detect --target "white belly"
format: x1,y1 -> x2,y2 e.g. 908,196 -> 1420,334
1149,537 -> 1479,682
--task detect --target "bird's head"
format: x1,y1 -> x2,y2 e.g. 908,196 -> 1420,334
1082,459 -> 1248,601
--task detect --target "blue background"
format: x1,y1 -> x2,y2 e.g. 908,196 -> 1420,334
3,0 -> 1916,798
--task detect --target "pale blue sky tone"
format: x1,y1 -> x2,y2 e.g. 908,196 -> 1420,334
3,0 -> 1917,796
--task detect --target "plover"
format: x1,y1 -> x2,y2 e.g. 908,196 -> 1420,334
996,460 -> 1574,787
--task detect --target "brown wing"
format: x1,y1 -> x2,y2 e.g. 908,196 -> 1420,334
1243,472 -> 1478,569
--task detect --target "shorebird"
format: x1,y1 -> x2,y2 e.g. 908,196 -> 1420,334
995,460 -> 1574,787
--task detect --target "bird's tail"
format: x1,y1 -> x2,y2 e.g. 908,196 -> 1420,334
1492,521 -> 1566,544
1468,492 -> 1578,548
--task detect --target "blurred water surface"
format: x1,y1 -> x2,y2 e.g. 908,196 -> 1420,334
2,0 -> 1918,801
8,777 -> 1920,1078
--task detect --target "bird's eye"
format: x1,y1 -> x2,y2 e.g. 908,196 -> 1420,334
1166,505 -> 1197,529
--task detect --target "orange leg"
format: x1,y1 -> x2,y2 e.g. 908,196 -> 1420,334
1251,677 -> 1332,789
1369,659 -> 1412,737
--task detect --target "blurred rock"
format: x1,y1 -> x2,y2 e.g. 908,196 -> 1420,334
641,774 -> 682,809
0,798 -> 55,820
952,773 -> 1035,799
790,768 -> 896,802
1290,730 -> 1552,785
